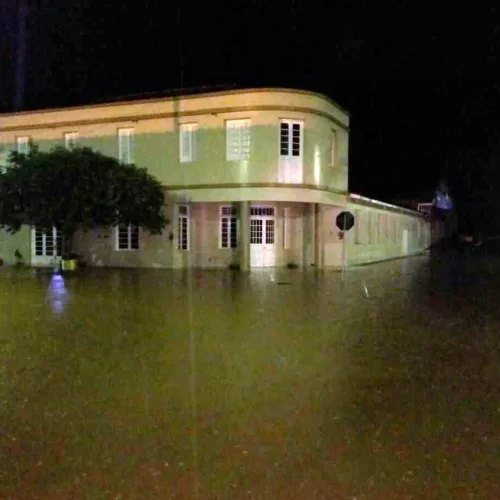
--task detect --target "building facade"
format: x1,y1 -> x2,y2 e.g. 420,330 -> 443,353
0,88 -> 434,269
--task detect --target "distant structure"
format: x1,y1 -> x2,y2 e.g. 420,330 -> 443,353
417,203 -> 433,215
433,180 -> 453,212
432,180 -> 456,237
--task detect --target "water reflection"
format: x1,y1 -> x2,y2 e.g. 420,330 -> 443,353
1,257 -> 499,498
47,274 -> 69,315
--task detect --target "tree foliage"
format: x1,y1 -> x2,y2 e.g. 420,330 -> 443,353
448,147 -> 500,236
0,146 -> 167,248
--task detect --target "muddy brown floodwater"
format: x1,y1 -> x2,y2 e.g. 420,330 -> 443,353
0,254 -> 499,499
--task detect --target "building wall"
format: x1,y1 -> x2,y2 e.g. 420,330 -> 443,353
0,227 -> 31,265
71,201 -> 312,270
0,200 -> 430,270
0,89 -> 349,198
73,202 -> 176,269
343,200 -> 431,266
0,88 -> 434,270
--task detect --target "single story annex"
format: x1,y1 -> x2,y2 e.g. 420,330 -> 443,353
0,87 -> 437,270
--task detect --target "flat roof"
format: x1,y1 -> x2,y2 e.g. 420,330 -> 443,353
0,86 -> 350,118
349,193 -> 426,217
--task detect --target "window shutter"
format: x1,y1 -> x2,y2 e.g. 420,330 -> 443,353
180,126 -> 189,162
226,122 -> 239,160
129,130 -> 134,163
180,124 -> 197,162
226,120 -> 250,160
64,132 -> 79,149
17,136 -> 30,154
240,122 -> 250,159
119,133 -> 126,163
191,126 -> 197,161
119,128 -> 134,164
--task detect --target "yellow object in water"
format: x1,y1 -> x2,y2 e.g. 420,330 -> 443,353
61,259 -> 77,271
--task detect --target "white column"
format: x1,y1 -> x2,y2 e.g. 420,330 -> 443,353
240,201 -> 250,271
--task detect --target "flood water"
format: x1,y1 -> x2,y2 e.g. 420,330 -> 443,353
1,255 -> 499,499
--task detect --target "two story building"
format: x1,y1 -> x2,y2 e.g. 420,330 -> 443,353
0,87 -> 433,270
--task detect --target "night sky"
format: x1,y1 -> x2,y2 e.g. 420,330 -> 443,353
2,1 -> 500,208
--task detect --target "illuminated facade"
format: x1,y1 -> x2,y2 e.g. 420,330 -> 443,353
0,88 -> 432,269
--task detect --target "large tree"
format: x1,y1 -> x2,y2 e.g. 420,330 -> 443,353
0,145 -> 167,254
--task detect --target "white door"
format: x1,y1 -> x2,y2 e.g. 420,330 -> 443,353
279,120 -> 303,184
250,207 -> 276,267
31,227 -> 62,266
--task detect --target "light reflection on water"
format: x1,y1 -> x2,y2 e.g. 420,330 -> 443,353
47,273 -> 69,315
0,256 -> 499,498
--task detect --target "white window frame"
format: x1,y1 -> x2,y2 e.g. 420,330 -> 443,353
178,205 -> 190,251
179,123 -> 197,163
250,205 -> 275,245
279,119 -> 303,159
34,227 -> 62,257
64,132 -> 79,149
250,206 -> 275,217
118,128 -> 134,164
279,120 -> 304,184
116,224 -> 139,251
219,205 -> 238,249
226,119 -> 251,161
16,136 -> 30,155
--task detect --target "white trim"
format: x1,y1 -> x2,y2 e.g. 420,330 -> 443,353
118,127 -> 134,164
16,136 -> 30,154
250,205 -> 276,266
33,227 -> 62,256
31,227 -> 62,266
64,131 -> 79,149
177,205 -> 190,251
250,205 -> 275,217
116,224 -> 139,251
278,119 -> 303,183
349,193 -> 424,216
219,205 -> 238,249
279,119 -> 303,159
180,123 -> 197,163
226,119 -> 251,161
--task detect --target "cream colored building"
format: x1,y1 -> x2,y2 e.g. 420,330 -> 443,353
0,88 -> 434,269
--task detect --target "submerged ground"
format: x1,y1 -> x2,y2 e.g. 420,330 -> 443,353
0,254 -> 499,499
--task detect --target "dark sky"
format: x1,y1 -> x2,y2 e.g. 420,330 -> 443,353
2,1 -> 500,203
